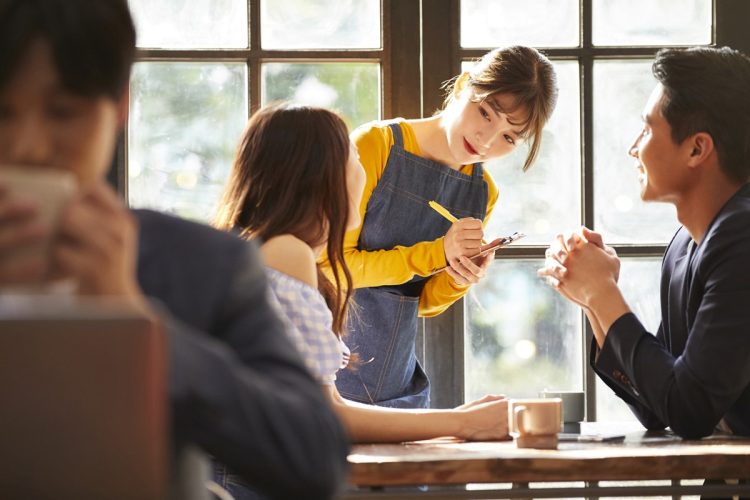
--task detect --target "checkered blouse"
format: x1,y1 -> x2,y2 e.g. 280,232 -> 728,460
265,266 -> 350,385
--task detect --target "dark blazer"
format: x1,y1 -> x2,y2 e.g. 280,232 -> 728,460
134,210 -> 349,499
593,184 -> 750,439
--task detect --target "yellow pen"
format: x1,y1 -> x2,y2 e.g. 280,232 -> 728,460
428,200 -> 458,223
429,200 -> 487,244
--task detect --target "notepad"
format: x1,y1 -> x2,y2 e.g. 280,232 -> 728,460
434,232 -> 525,274
472,232 -> 525,259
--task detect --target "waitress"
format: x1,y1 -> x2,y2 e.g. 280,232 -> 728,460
327,46 -> 558,408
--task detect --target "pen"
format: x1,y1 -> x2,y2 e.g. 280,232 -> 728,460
428,200 -> 487,244
428,200 -> 458,223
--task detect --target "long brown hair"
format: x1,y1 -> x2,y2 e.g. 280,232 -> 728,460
443,46 -> 558,171
214,102 -> 354,336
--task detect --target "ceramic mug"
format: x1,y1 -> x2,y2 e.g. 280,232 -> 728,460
0,167 -> 77,286
509,398 -> 562,436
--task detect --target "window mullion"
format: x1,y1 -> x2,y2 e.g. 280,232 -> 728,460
580,0 -> 598,422
419,0 -> 465,409
385,0 -> 421,119
716,0 -> 750,54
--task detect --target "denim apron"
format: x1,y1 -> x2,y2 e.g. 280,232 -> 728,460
336,122 -> 488,408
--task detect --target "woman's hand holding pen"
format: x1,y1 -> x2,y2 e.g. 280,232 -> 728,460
444,217 -> 483,262
443,217 -> 491,285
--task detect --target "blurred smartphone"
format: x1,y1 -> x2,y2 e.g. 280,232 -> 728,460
470,232 -> 525,260
0,167 -> 77,280
434,232 -> 525,274
558,432 -> 625,443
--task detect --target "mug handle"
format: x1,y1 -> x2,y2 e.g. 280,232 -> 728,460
514,405 -> 528,435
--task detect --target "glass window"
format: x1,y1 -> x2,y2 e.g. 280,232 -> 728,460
261,63 -> 380,129
460,0 -> 579,48
128,62 -> 247,222
465,260 -> 583,400
595,258 -> 662,422
261,0 -> 381,49
479,61 -> 581,244
129,0 -> 248,49
457,0 -> 716,417
592,0 -> 712,46
126,2 -> 384,220
593,60 -> 679,244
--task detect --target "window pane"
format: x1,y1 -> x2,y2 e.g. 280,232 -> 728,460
261,0 -> 380,49
476,61 -> 580,245
465,260 -> 583,400
261,63 -> 380,129
129,0 -> 247,49
128,62 -> 247,222
593,0 -> 711,46
461,0 -> 578,48
596,258 -> 662,422
594,60 -> 679,243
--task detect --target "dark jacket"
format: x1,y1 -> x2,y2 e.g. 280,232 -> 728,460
135,210 -> 349,499
593,184 -> 750,439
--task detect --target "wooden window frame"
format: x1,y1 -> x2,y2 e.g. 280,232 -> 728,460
116,0 -> 750,414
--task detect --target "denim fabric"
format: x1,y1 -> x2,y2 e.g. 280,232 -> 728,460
336,123 -> 488,408
213,461 -> 266,500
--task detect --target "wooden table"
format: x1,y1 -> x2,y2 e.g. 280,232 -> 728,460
345,423 -> 750,499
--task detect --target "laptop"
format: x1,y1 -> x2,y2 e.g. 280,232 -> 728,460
0,298 -> 167,500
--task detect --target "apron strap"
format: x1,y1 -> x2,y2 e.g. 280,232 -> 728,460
471,162 -> 484,179
388,123 -> 404,148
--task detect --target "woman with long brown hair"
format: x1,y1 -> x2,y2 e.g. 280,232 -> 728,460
213,102 -> 509,499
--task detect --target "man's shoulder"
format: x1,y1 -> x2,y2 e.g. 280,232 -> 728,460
135,209 -> 248,248
133,210 -> 266,318
703,186 -> 750,250
713,185 -> 750,229
134,209 -> 258,268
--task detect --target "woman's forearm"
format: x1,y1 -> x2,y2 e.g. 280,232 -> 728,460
325,386 -> 462,442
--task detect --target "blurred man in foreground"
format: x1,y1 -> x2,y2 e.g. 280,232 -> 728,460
0,0 -> 349,497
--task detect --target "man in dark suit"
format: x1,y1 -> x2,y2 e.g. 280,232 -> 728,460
0,1 -> 348,498
539,47 -> 750,439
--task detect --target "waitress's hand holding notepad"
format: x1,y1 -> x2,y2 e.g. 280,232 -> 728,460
439,232 -> 525,273
429,200 -> 525,273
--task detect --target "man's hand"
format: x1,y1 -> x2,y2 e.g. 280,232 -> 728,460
50,182 -> 150,311
538,227 -> 621,308
580,227 -> 620,282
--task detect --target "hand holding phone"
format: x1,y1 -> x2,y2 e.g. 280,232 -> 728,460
470,232 -> 525,261
435,232 -> 525,274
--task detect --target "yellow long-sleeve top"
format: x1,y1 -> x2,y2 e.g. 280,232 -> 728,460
321,119 -> 499,317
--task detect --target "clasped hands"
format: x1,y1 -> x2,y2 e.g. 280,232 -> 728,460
537,226 -> 621,309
